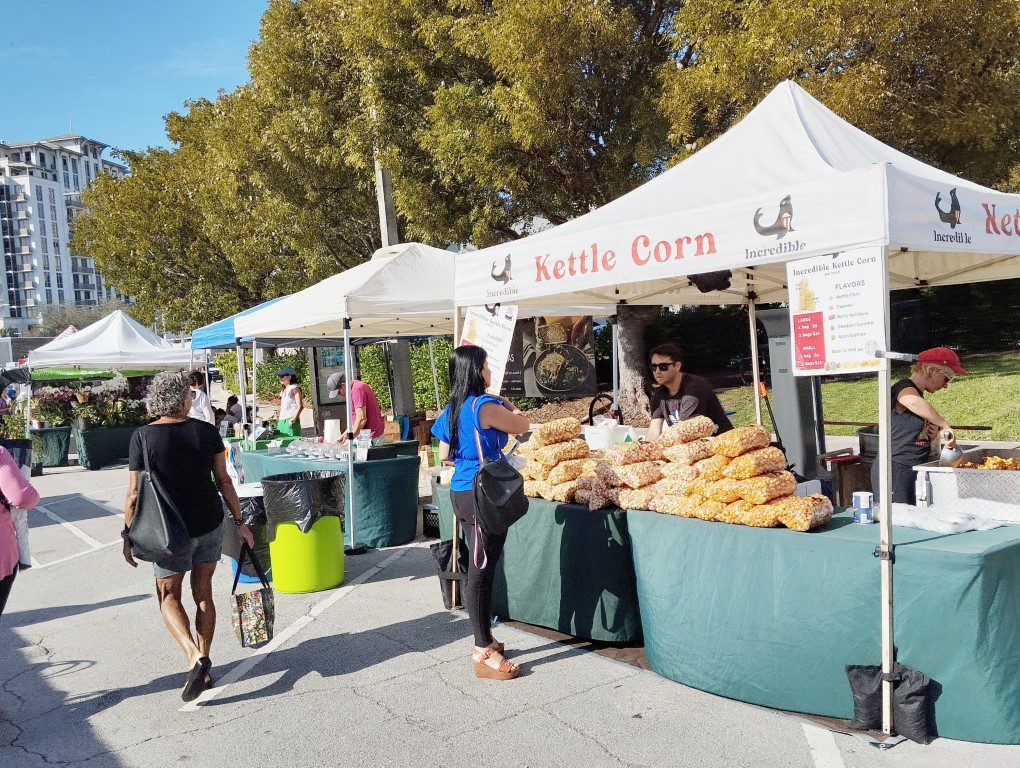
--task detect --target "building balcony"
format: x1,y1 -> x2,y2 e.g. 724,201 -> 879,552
12,192 -> 28,203
13,211 -> 29,221
14,228 -> 30,239
20,263 -> 34,273
17,246 -> 31,256
64,193 -> 84,208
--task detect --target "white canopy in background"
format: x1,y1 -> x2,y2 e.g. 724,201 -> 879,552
235,243 -> 460,340
455,80 -> 1020,308
28,310 -> 196,370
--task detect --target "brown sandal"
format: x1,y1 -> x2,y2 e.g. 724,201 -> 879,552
473,647 -> 519,681
472,640 -> 505,663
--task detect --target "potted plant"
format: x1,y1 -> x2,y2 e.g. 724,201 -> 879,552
30,386 -> 75,468
71,374 -> 150,470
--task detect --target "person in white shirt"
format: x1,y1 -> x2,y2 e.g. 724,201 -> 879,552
187,371 -> 215,424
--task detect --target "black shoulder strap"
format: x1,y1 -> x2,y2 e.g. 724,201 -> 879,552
232,541 -> 271,594
139,426 -> 152,474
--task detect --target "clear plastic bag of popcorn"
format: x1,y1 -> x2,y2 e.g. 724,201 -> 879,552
574,488 -> 592,507
660,462 -> 699,481
722,447 -> 787,480
595,461 -> 623,487
681,495 -> 726,521
774,494 -> 834,532
544,480 -> 580,503
704,478 -> 745,504
523,480 -> 549,498
611,486 -> 656,511
589,479 -> 615,511
528,417 -> 582,448
534,438 -> 589,467
737,471 -> 797,505
656,416 -> 716,448
711,425 -> 771,458
614,461 -> 663,489
606,440 -> 663,467
662,439 -> 714,466
575,475 -> 594,491
522,460 -> 552,481
547,458 -> 588,485
694,454 -> 732,481
580,458 -> 600,477
718,499 -> 781,528
654,474 -> 699,497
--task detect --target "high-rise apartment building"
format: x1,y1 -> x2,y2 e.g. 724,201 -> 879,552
0,134 -> 129,335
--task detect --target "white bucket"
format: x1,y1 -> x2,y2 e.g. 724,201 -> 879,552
323,418 -> 343,443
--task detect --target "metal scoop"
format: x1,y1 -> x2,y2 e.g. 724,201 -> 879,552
939,429 -> 964,467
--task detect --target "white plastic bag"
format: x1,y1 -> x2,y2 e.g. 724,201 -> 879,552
12,507 -> 31,566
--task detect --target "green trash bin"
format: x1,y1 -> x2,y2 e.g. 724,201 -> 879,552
261,471 -> 346,594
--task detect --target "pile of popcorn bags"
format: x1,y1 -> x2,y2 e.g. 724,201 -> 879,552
520,418 -> 597,503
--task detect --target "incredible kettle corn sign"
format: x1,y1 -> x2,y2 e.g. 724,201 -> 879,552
786,248 -> 886,376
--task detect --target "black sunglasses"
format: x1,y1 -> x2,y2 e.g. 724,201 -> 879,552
649,362 -> 678,372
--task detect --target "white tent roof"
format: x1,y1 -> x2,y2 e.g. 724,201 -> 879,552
29,311 -> 196,369
455,80 -> 1020,308
235,243 -> 459,340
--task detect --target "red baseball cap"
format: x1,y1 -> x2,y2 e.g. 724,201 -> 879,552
917,347 -> 967,375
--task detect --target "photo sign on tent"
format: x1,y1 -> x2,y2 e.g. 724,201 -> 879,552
503,316 -> 597,399
459,304 -> 520,395
786,248 -> 887,376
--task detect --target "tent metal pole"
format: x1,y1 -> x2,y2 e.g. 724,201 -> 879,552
342,318 -> 364,555
428,336 -> 441,411
251,339 -> 258,448
748,297 -> 763,427
204,350 -> 210,398
877,250 -> 895,735
611,317 -> 620,410
236,343 -> 248,434
453,308 -> 461,346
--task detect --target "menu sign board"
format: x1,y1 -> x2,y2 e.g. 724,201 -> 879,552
503,316 -> 596,399
786,248 -> 886,376
459,304 -> 520,395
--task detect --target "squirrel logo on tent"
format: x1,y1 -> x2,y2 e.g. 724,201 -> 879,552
490,254 -> 512,284
934,188 -> 962,229
753,195 -> 795,239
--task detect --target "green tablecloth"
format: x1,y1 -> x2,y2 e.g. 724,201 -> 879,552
241,451 -> 420,550
628,508 -> 1020,744
433,486 -> 640,642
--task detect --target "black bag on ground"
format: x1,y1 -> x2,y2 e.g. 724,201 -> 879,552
127,428 -> 190,562
845,663 -> 934,743
429,538 -> 468,610
470,399 -> 527,537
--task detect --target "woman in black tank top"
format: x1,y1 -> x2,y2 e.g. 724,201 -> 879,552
871,348 -> 966,504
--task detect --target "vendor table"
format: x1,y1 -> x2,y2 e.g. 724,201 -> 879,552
628,508 -> 1020,744
240,451 -> 420,549
433,486 -> 641,642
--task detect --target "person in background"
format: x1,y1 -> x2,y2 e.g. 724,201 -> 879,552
276,367 -> 304,438
122,371 -> 254,701
0,445 -> 40,619
872,347 -> 966,505
432,346 -> 530,681
187,370 -> 214,424
226,395 -> 243,423
645,342 -> 733,439
335,375 -> 385,445
213,408 -> 227,429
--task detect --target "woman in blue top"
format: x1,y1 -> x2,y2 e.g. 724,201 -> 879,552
432,345 -> 529,681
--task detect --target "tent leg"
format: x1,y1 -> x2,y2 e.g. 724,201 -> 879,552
428,336 -> 441,411
749,299 -> 763,427
204,350 -> 211,398
453,309 -> 461,347
236,343 -> 248,435
877,252 -> 895,736
610,318 -> 620,410
343,319 -> 365,556
251,339 -> 258,448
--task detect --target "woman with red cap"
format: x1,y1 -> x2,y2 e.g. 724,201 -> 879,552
872,347 -> 967,505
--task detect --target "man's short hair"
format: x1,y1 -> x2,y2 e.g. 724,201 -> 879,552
649,342 -> 684,364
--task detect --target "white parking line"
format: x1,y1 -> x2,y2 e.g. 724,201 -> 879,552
29,540 -> 122,570
803,724 -> 845,768
180,545 -> 415,712
35,504 -> 105,549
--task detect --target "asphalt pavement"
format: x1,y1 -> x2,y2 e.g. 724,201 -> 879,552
1,464 -> 1017,768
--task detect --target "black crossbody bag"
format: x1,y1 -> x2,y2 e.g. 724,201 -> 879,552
127,428 -> 191,562
470,397 -> 528,567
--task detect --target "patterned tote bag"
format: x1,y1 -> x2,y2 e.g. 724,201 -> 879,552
230,542 -> 275,647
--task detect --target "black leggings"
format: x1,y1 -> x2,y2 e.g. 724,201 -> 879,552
0,569 -> 16,619
870,461 -> 917,505
451,490 -> 507,647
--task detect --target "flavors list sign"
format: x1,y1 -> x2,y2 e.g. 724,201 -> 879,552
786,248 -> 886,376
459,304 -> 520,395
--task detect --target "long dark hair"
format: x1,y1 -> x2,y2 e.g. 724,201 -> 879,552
447,345 -> 488,453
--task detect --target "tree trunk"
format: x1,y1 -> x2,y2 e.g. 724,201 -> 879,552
616,305 -> 658,427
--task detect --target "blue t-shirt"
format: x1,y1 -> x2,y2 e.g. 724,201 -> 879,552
431,394 -> 509,491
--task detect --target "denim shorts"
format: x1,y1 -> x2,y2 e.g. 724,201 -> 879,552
153,522 -> 224,580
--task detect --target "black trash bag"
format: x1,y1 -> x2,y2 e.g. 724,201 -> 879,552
429,538 -> 468,610
845,663 -> 934,743
261,471 -> 345,542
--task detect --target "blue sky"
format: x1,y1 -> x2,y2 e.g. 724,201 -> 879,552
0,1 -> 266,156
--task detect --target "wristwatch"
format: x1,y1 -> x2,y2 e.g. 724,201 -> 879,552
233,517 -> 244,526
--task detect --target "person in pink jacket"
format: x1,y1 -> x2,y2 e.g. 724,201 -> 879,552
0,445 -> 40,618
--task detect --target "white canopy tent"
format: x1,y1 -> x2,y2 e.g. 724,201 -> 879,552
28,310 -> 196,370
455,80 -> 1020,735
